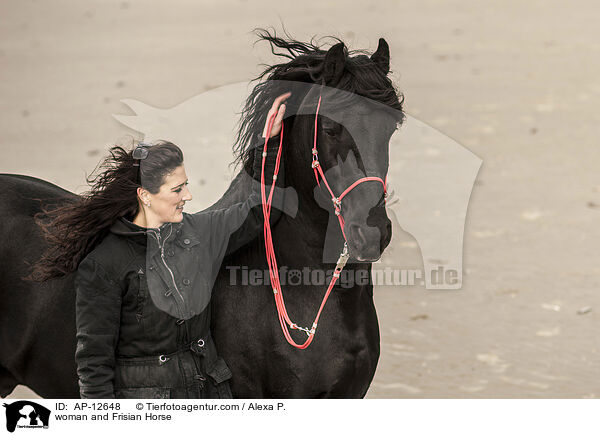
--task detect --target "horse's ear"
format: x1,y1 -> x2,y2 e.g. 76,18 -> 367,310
370,38 -> 390,75
322,42 -> 346,87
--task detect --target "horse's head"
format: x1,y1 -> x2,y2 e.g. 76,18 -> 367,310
296,39 -> 404,262
235,32 -> 405,262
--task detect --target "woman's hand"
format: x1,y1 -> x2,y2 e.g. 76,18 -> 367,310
262,92 -> 291,138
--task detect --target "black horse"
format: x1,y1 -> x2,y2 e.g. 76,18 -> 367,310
0,33 -> 404,398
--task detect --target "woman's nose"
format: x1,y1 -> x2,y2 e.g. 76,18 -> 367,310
183,186 -> 192,201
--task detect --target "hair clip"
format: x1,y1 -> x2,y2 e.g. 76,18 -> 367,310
132,142 -> 152,166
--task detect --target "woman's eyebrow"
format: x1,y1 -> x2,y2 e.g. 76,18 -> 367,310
171,179 -> 188,190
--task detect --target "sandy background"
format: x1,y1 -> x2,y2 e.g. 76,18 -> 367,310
2,0 -> 599,398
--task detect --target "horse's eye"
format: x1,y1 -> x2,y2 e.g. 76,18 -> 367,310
321,119 -> 342,137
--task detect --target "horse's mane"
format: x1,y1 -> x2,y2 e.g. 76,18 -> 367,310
232,28 -> 405,169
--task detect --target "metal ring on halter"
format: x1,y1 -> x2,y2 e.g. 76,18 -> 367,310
197,339 -> 205,348
290,323 -> 313,337
159,355 -> 168,364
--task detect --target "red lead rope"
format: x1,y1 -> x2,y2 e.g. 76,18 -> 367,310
260,95 -> 388,349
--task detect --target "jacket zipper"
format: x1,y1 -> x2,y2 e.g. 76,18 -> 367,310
149,226 -> 186,317
150,226 -> 202,378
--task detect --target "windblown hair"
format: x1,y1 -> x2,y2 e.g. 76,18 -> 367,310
26,139 -> 183,282
233,28 -> 405,168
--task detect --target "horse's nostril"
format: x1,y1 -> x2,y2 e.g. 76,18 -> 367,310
348,223 -> 383,262
357,227 -> 366,243
349,224 -> 367,249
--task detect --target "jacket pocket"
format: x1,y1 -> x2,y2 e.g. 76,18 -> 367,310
115,356 -> 180,390
114,387 -> 170,399
205,357 -> 233,399
175,234 -> 202,250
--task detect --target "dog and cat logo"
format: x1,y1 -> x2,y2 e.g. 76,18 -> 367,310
2,401 -> 50,432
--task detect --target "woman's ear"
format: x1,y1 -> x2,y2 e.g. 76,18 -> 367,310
137,187 -> 150,207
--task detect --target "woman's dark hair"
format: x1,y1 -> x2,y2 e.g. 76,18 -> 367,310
25,139 -> 183,282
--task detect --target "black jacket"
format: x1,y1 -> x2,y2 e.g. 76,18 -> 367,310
74,135 -> 285,399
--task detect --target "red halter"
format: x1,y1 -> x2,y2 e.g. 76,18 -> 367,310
260,95 -> 388,349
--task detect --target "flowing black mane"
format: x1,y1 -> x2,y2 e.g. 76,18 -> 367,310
233,29 -> 405,168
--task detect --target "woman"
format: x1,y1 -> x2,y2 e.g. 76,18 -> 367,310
30,92 -> 290,399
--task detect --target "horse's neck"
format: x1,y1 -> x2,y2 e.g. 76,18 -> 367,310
272,127 -> 347,266
272,184 -> 347,267
265,137 -> 373,298
271,198 -> 373,299
277,200 -> 326,247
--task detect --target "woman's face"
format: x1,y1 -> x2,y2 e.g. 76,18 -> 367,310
144,165 -> 192,225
